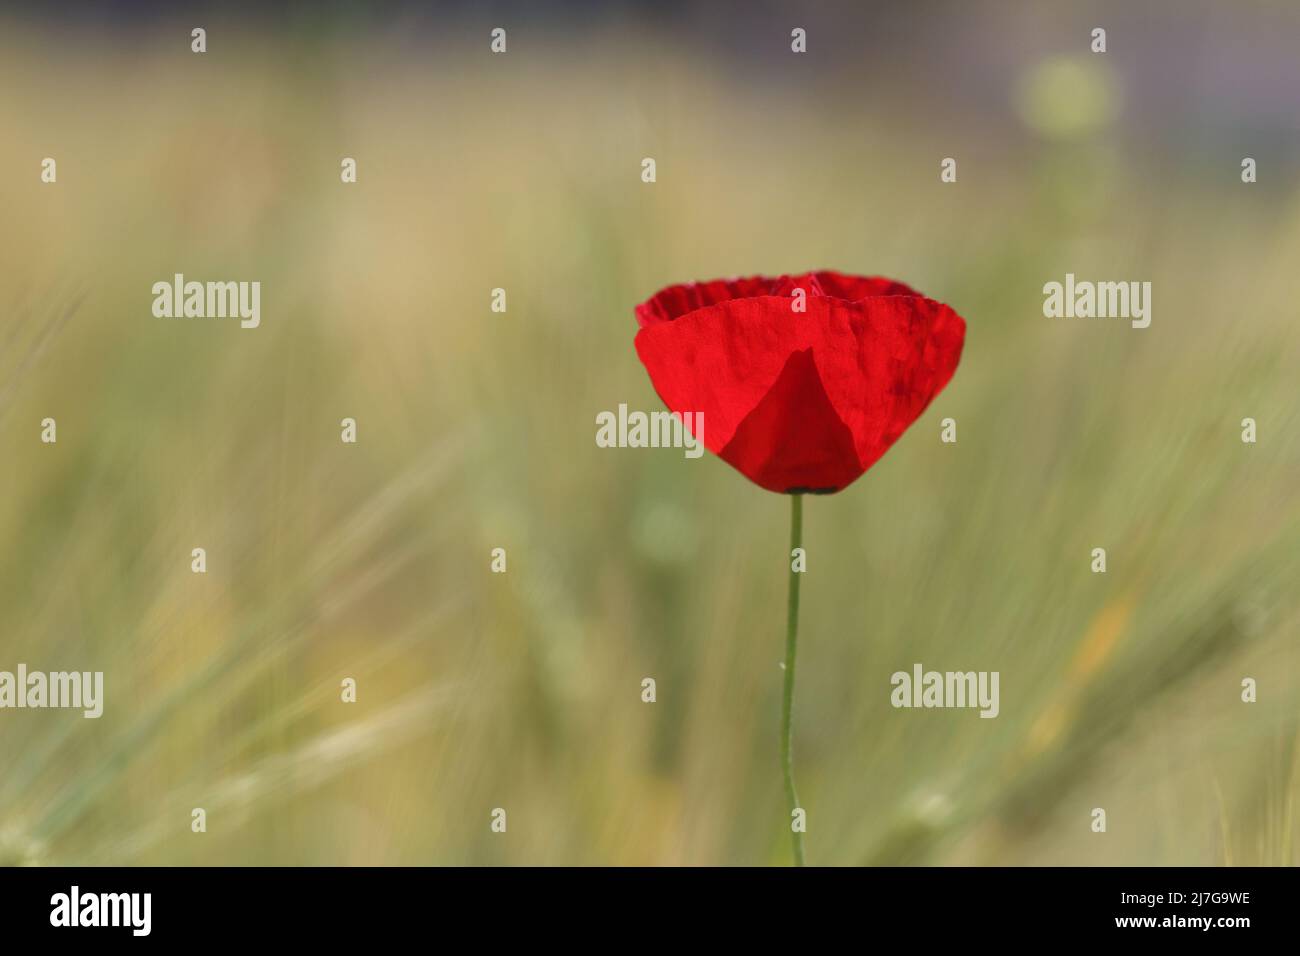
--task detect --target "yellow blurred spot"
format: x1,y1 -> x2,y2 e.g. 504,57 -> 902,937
1068,595 -> 1134,683
1025,700 -> 1073,756
1020,595 -> 1134,760
1016,56 -> 1122,140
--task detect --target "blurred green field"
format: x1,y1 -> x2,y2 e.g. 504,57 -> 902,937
2,8 -> 1299,866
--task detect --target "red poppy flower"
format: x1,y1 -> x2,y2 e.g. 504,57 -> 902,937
634,271 -> 966,494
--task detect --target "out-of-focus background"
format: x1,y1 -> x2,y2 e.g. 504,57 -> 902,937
2,0 -> 1299,866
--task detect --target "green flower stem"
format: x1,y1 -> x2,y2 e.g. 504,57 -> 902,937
781,492 -> 806,866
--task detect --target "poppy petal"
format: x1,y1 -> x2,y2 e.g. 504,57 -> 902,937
634,275 -> 773,328
633,287 -> 965,493
719,348 -> 861,493
813,270 -> 921,301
